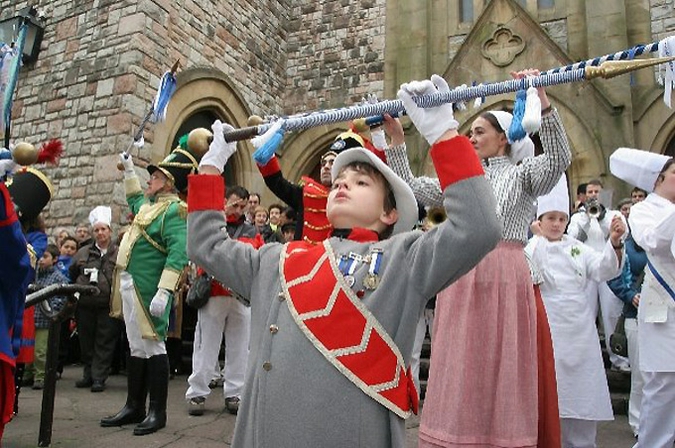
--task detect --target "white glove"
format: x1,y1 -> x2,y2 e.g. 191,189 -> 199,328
199,120 -> 237,173
119,153 -> 135,179
370,128 -> 388,151
251,119 -> 285,150
397,74 -> 458,145
361,93 -> 379,105
0,159 -> 17,178
149,288 -> 171,317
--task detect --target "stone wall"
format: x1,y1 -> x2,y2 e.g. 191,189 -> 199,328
0,0 -> 290,230
651,0 -> 675,39
283,0 -> 387,114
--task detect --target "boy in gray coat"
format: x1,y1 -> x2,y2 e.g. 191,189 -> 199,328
186,77 -> 501,447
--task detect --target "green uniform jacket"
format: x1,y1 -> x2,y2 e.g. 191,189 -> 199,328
111,176 -> 188,340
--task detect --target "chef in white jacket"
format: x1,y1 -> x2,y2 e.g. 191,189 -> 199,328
526,174 -> 625,448
610,147 -> 675,448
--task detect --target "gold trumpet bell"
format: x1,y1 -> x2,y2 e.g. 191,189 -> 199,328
186,128 -> 213,158
12,142 -> 39,166
424,207 -> 447,228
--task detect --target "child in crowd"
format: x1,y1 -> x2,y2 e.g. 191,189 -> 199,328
186,77 -> 501,447
56,236 -> 78,281
30,244 -> 69,390
526,175 -> 625,448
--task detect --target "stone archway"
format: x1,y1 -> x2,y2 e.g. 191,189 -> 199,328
152,67 -> 255,188
638,93 -> 675,157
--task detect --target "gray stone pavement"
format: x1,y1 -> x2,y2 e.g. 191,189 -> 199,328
3,365 -> 637,447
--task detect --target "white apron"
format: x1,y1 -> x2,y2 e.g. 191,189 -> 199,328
526,235 -> 620,420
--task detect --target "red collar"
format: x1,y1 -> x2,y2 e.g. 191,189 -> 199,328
331,227 -> 380,243
226,214 -> 243,224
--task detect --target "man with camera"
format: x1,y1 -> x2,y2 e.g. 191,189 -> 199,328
70,206 -> 121,393
568,179 -> 630,372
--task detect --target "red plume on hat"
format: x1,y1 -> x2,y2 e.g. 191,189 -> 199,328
37,139 -> 64,165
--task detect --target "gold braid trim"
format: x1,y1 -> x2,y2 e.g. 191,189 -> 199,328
305,207 -> 327,213
304,222 -> 332,230
139,226 -> 167,254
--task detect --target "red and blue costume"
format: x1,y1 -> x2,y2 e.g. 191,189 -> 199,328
0,182 -> 32,439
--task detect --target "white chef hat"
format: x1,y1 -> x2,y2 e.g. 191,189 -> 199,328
88,205 -> 112,228
485,110 -> 535,165
536,173 -> 569,218
610,147 -> 672,193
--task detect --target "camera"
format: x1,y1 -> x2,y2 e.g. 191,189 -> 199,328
84,267 -> 99,285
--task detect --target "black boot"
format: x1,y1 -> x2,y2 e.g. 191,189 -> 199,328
133,354 -> 168,436
100,356 -> 147,427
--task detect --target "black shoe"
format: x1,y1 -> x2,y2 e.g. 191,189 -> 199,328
187,396 -> 205,416
75,378 -> 92,388
91,380 -> 105,393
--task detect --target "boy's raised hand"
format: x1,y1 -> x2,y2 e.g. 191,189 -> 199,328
397,74 -> 458,146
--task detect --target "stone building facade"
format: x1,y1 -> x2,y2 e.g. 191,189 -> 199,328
1,0 -> 674,232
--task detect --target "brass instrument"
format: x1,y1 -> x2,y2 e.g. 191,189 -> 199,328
424,207 -> 447,228
585,198 -> 604,219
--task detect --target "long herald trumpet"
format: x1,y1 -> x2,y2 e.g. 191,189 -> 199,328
222,55 -> 674,143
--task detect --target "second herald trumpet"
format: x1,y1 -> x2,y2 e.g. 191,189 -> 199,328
585,198 -> 604,219
425,207 -> 447,227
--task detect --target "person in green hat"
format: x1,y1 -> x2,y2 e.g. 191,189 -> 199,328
100,127 -> 210,436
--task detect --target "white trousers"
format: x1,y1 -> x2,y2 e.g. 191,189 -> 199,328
634,371 -> 675,448
625,317 -> 643,437
186,296 -> 250,401
561,418 -> 597,448
119,270 -> 166,358
598,282 -> 630,369
410,308 -> 434,392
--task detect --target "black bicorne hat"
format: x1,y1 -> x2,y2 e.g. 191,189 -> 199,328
6,167 -> 54,221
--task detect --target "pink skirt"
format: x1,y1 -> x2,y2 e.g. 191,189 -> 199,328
419,242 -> 538,448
